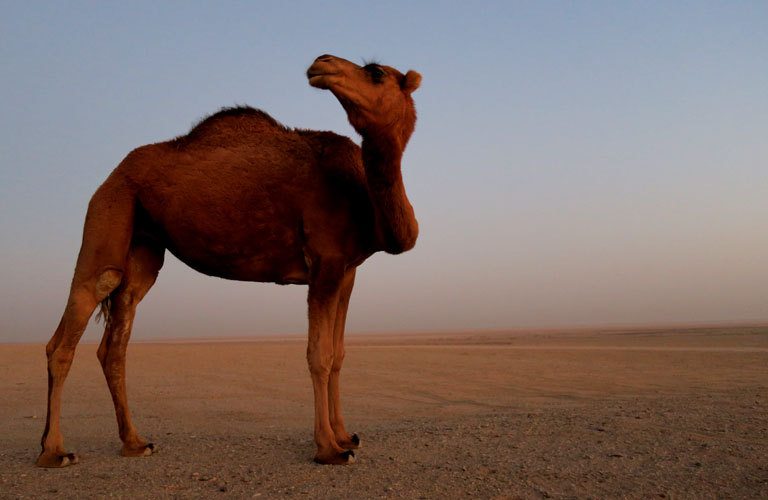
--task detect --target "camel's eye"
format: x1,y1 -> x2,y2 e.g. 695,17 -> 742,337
364,64 -> 385,82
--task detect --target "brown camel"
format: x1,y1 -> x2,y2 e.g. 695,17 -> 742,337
37,54 -> 421,467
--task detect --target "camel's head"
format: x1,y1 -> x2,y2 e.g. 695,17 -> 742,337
307,54 -> 421,146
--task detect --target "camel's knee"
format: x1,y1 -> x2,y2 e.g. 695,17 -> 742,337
308,359 -> 333,377
99,352 -> 125,378
98,339 -> 126,369
97,315 -> 130,370
331,349 -> 346,373
47,348 -> 70,367
307,351 -> 334,378
47,347 -> 76,378
45,333 -> 60,358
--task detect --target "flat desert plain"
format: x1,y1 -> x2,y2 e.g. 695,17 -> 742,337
1,325 -> 767,499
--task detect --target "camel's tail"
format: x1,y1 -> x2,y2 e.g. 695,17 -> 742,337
95,295 -> 113,329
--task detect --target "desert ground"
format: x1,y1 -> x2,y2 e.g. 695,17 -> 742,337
1,324 -> 766,499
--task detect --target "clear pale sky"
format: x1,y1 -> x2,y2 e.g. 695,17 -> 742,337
1,1 -> 766,342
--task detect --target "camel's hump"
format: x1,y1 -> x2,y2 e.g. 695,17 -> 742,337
173,106 -> 288,147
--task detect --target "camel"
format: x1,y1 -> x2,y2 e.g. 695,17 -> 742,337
37,54 -> 421,467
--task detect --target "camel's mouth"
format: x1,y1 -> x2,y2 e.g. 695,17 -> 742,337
306,70 -> 335,89
307,74 -> 325,87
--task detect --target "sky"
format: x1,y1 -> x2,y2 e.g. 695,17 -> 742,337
1,1 -> 767,343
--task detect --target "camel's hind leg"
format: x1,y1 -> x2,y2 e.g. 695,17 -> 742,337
36,270 -> 124,468
37,179 -> 136,468
96,238 -> 164,457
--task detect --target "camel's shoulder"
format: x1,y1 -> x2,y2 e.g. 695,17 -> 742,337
297,130 -> 360,160
304,131 -> 362,174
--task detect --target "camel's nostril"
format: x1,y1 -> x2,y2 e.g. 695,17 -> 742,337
316,54 -> 334,62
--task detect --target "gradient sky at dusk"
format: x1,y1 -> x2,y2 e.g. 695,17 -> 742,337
1,1 -> 766,342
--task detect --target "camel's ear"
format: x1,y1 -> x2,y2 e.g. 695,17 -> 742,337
401,70 -> 421,94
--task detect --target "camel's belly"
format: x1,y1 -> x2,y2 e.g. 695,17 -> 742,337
167,242 -> 309,284
135,168 -> 311,283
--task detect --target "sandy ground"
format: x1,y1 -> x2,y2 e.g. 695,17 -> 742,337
1,325 -> 767,499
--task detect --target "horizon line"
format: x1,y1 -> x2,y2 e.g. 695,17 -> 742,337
3,319 -> 766,346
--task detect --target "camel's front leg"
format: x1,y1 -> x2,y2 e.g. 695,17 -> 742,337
328,268 -> 360,450
306,262 -> 355,465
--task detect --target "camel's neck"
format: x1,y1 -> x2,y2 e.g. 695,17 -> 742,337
361,135 -> 418,254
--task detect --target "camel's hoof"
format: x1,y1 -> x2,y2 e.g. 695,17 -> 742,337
36,452 -> 78,468
121,442 -> 156,457
314,449 -> 355,465
339,433 -> 362,450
